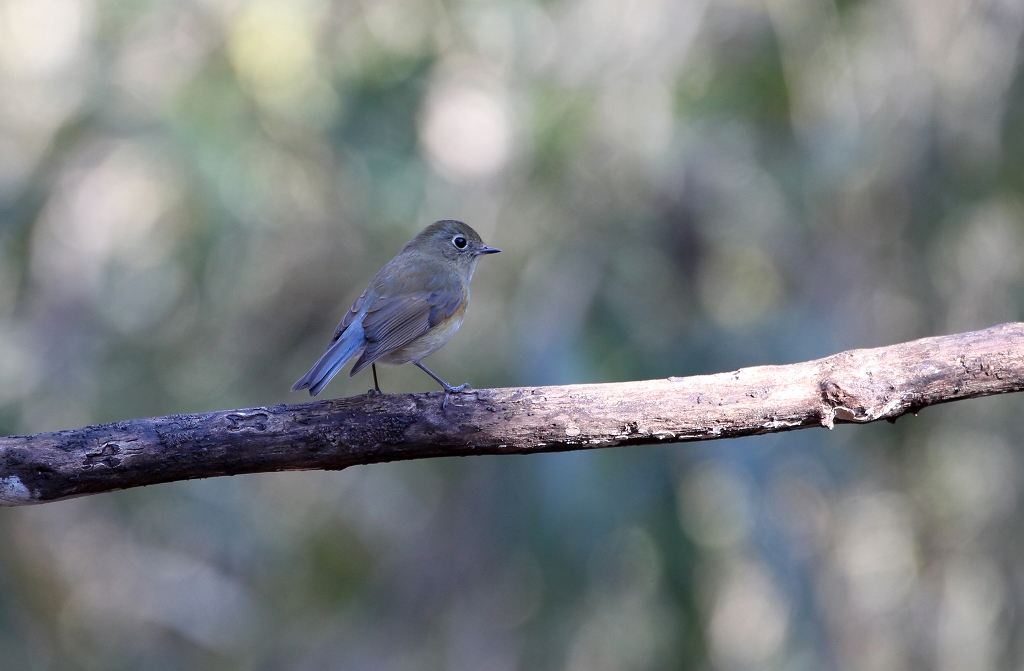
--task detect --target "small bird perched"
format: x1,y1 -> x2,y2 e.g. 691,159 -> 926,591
291,220 -> 500,400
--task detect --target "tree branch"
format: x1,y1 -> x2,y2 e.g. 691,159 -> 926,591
3,323 -> 1024,506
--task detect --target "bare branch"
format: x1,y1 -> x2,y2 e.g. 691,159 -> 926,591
3,323 -> 1024,506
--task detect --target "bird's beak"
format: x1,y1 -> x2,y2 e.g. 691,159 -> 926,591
477,246 -> 501,255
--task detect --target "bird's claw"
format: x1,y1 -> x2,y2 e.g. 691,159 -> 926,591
441,383 -> 471,411
366,388 -> 382,397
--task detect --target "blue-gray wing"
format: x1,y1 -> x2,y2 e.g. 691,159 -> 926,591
332,288 -> 370,342
348,288 -> 464,375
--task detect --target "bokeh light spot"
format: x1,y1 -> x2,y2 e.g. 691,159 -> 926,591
420,84 -> 511,181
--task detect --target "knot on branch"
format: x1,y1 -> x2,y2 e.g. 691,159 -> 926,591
819,379 -> 853,429
83,443 -> 122,469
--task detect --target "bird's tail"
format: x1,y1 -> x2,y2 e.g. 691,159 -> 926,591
291,323 -> 365,396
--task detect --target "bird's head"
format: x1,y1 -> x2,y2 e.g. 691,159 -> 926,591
407,220 -> 501,268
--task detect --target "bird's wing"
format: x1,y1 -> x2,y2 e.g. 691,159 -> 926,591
331,252 -> 429,342
332,288 -> 370,342
348,287 -> 464,375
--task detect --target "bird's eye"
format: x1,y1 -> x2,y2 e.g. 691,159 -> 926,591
452,236 -> 468,249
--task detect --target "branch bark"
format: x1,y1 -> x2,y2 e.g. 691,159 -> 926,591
3,323 -> 1024,506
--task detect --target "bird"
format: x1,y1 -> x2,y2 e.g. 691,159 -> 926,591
291,220 -> 500,401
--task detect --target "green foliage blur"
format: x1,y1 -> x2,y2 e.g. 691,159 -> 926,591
1,0 -> 1024,668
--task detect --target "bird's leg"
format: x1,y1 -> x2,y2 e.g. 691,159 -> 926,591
414,362 -> 469,410
414,362 -> 468,393
366,364 -> 383,397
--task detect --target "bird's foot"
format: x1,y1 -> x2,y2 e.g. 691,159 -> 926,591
366,388 -> 382,397
441,383 -> 471,411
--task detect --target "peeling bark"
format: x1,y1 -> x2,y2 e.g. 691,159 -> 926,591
2,323 -> 1023,506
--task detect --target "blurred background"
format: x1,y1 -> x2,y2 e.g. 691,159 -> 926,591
0,0 -> 1023,668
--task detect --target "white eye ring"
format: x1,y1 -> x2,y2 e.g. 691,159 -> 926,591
452,236 -> 468,249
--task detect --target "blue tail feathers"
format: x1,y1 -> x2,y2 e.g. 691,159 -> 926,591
291,323 -> 366,396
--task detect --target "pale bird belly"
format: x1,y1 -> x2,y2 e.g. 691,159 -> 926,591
377,311 -> 466,365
